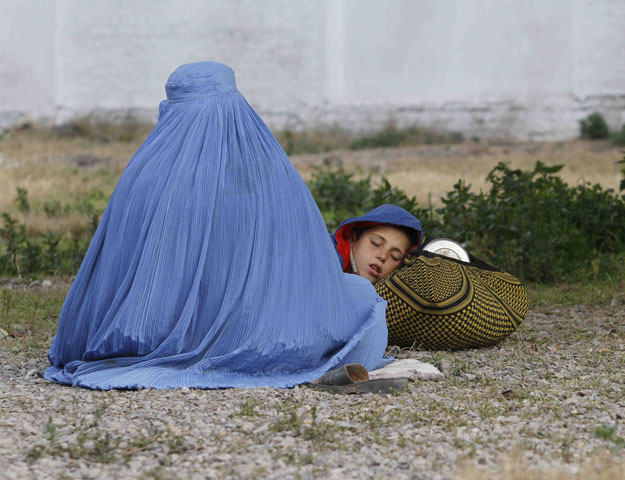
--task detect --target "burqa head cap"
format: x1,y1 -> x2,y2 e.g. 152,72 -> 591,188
165,62 -> 237,102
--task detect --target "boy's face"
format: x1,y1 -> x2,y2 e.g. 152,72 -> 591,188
349,225 -> 411,283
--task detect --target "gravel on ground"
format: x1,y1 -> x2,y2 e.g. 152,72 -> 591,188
1,301 -> 624,479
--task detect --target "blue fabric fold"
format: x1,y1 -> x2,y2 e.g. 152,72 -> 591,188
45,61 -> 389,390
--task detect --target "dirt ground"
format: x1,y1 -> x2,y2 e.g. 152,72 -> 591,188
1,281 -> 624,479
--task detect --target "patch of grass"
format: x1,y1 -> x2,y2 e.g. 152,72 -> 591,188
273,122 -> 461,155
270,401 -> 342,446
0,287 -> 66,357
527,273 -> 624,307
234,397 -> 263,417
282,450 -> 314,466
26,403 -> 188,464
594,424 -> 625,449
274,127 -> 353,155
349,123 -> 462,150
53,115 -> 154,144
0,187 -> 104,276
270,399 -> 303,434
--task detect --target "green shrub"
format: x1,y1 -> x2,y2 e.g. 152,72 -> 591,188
611,124 -> 625,146
0,190 -> 96,276
0,213 -> 25,275
308,159 -> 625,284
437,161 -> 625,282
43,200 -> 69,218
307,159 -> 440,233
2,158 -> 624,285
579,112 -> 609,140
15,187 -> 30,214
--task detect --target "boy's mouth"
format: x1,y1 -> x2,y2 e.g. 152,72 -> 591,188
368,263 -> 381,278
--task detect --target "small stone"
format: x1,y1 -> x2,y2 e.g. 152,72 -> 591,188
496,415 -> 520,424
438,358 -> 452,374
42,279 -> 53,288
280,436 -> 295,448
0,328 -> 8,340
28,280 -> 40,288
369,359 -> 444,381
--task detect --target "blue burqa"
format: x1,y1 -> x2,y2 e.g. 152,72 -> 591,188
45,62 -> 388,390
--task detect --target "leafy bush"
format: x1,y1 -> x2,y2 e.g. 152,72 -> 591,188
0,189 -> 97,276
0,212 -> 91,276
438,161 -> 625,282
15,187 -> 30,214
579,112 -> 609,140
308,159 -> 625,284
307,159 -> 441,234
2,159 -> 624,285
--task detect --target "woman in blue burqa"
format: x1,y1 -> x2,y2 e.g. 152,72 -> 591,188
45,62 -> 421,390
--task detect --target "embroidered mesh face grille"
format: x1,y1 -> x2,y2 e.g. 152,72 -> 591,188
375,254 -> 529,350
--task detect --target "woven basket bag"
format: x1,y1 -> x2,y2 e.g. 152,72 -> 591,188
375,250 -> 528,350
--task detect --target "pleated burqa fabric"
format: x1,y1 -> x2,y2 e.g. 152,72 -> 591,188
45,62 -> 388,390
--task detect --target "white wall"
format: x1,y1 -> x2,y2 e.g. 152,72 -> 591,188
0,0 -> 56,128
53,0 -> 327,124
321,0 -> 625,139
1,0 -> 625,139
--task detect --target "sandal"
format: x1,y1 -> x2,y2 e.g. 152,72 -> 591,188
307,363 -> 408,394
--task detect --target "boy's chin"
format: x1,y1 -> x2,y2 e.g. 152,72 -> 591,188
359,273 -> 377,284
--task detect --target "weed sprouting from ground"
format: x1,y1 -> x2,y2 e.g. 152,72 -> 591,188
270,400 -> 342,446
594,424 -> 625,449
15,187 -> 30,214
0,288 -> 66,355
235,397 -> 263,417
26,403 -> 188,464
